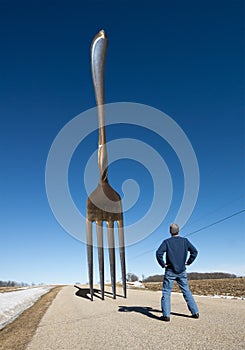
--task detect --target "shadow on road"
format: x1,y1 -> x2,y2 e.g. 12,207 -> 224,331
74,285 -> 124,300
118,306 -> 162,320
74,286 -> 94,300
170,312 -> 192,318
118,306 -> 191,320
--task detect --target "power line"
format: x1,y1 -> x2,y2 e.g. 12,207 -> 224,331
131,209 -> 245,260
183,195 -> 244,230
184,209 -> 245,238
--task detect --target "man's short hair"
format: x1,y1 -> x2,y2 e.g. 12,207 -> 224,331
170,223 -> 179,234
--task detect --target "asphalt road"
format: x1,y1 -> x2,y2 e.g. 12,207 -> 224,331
26,285 -> 245,350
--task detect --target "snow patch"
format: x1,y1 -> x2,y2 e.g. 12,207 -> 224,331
171,292 -> 244,300
194,293 -> 244,300
0,286 -> 53,330
126,281 -> 145,288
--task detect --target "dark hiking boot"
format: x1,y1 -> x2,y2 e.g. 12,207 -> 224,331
192,313 -> 199,319
161,316 -> 170,322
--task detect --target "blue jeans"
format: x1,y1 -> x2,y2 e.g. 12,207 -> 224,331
161,269 -> 199,317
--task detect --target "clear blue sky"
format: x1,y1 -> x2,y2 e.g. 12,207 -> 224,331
0,0 -> 244,284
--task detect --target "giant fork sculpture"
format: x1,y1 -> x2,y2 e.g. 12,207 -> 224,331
86,30 -> 127,300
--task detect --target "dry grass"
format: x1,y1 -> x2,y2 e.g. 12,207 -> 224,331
0,287 -> 26,293
0,285 -> 63,350
0,286 -> 47,293
143,278 -> 245,297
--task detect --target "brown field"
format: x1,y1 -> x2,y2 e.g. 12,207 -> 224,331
0,286 -> 44,293
0,287 -> 26,293
143,278 -> 245,298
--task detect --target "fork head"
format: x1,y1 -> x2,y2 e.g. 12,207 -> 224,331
86,181 -> 126,301
87,181 -> 123,223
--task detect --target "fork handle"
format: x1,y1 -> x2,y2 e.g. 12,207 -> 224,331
91,30 -> 108,183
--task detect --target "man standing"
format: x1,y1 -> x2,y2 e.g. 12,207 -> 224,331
156,223 -> 199,321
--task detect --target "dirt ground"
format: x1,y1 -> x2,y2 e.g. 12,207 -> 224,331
143,278 -> 245,297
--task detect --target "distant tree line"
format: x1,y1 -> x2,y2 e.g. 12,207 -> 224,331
143,272 -> 237,282
126,273 -> 139,282
0,280 -> 29,287
143,274 -> 163,282
187,272 -> 237,280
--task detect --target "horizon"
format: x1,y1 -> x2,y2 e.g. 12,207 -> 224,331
0,271 -> 244,287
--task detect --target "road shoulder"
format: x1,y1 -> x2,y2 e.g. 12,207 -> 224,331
0,286 -> 63,350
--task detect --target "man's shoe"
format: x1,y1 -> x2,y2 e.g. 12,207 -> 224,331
161,316 -> 170,322
192,313 -> 199,319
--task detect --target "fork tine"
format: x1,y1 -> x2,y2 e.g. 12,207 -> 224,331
96,221 -> 104,300
86,218 -> 93,301
118,219 -> 127,298
107,221 -> 116,299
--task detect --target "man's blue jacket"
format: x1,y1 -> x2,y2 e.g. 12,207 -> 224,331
156,236 -> 198,274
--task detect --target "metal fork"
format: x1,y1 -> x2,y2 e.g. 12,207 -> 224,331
86,30 -> 126,301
